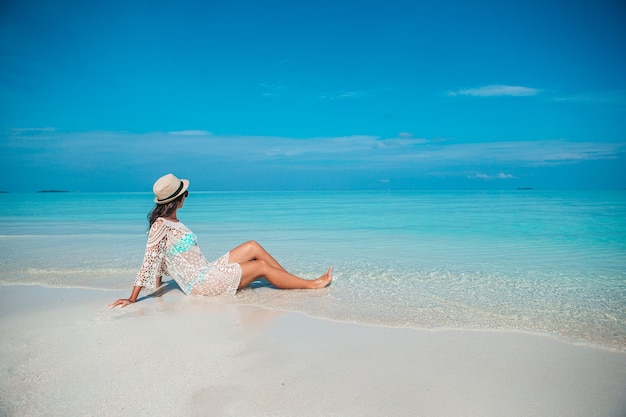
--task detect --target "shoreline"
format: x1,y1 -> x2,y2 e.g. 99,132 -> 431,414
1,285 -> 625,417
2,281 -> 624,353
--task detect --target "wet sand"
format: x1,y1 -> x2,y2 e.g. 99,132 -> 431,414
1,285 -> 625,417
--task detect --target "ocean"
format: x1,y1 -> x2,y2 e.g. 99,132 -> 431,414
1,190 -> 625,350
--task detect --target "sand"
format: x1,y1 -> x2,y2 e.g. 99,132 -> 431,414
1,285 -> 625,417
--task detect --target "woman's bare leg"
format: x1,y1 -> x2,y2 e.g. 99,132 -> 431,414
238,260 -> 332,290
229,241 -> 287,271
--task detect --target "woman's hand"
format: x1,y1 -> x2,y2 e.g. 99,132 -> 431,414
107,298 -> 134,309
107,286 -> 142,309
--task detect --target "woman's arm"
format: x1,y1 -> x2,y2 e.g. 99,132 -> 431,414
134,219 -> 166,289
108,219 -> 167,309
107,285 -> 143,309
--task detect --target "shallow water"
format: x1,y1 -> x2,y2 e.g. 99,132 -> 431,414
1,190 -> 625,350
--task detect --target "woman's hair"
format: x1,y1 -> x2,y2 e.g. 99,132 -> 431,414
147,191 -> 188,227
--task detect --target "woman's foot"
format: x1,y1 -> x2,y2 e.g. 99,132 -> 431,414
310,267 -> 333,289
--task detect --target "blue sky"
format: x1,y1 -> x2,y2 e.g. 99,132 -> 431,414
1,0 -> 625,191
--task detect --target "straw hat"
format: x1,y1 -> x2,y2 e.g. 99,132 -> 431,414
153,173 -> 190,204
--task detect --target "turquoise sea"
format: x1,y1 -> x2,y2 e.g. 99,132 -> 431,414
1,190 -> 625,350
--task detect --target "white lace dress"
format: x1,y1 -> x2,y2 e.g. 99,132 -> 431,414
134,218 -> 242,296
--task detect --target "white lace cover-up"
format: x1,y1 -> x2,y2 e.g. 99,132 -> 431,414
134,218 -> 242,296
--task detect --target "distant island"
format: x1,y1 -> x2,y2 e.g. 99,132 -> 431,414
516,187 -> 534,190
0,191 -> 8,194
38,190 -> 70,193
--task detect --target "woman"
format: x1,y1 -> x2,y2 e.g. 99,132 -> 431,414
108,174 -> 332,308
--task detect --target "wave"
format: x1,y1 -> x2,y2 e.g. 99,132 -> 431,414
23,267 -> 137,275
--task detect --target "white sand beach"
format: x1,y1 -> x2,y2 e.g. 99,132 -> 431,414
1,285 -> 625,417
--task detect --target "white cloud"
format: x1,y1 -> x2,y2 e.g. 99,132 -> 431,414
449,84 -> 540,97
259,83 -> 287,97
319,88 -> 393,100
553,90 -> 626,105
168,130 -> 212,136
468,172 -> 516,180
3,130 -> 623,175
319,91 -> 360,100
413,140 -> 622,165
10,127 -> 56,134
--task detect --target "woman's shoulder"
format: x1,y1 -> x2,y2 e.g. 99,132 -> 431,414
151,217 -> 167,229
149,217 -> 173,234
153,217 -> 189,230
